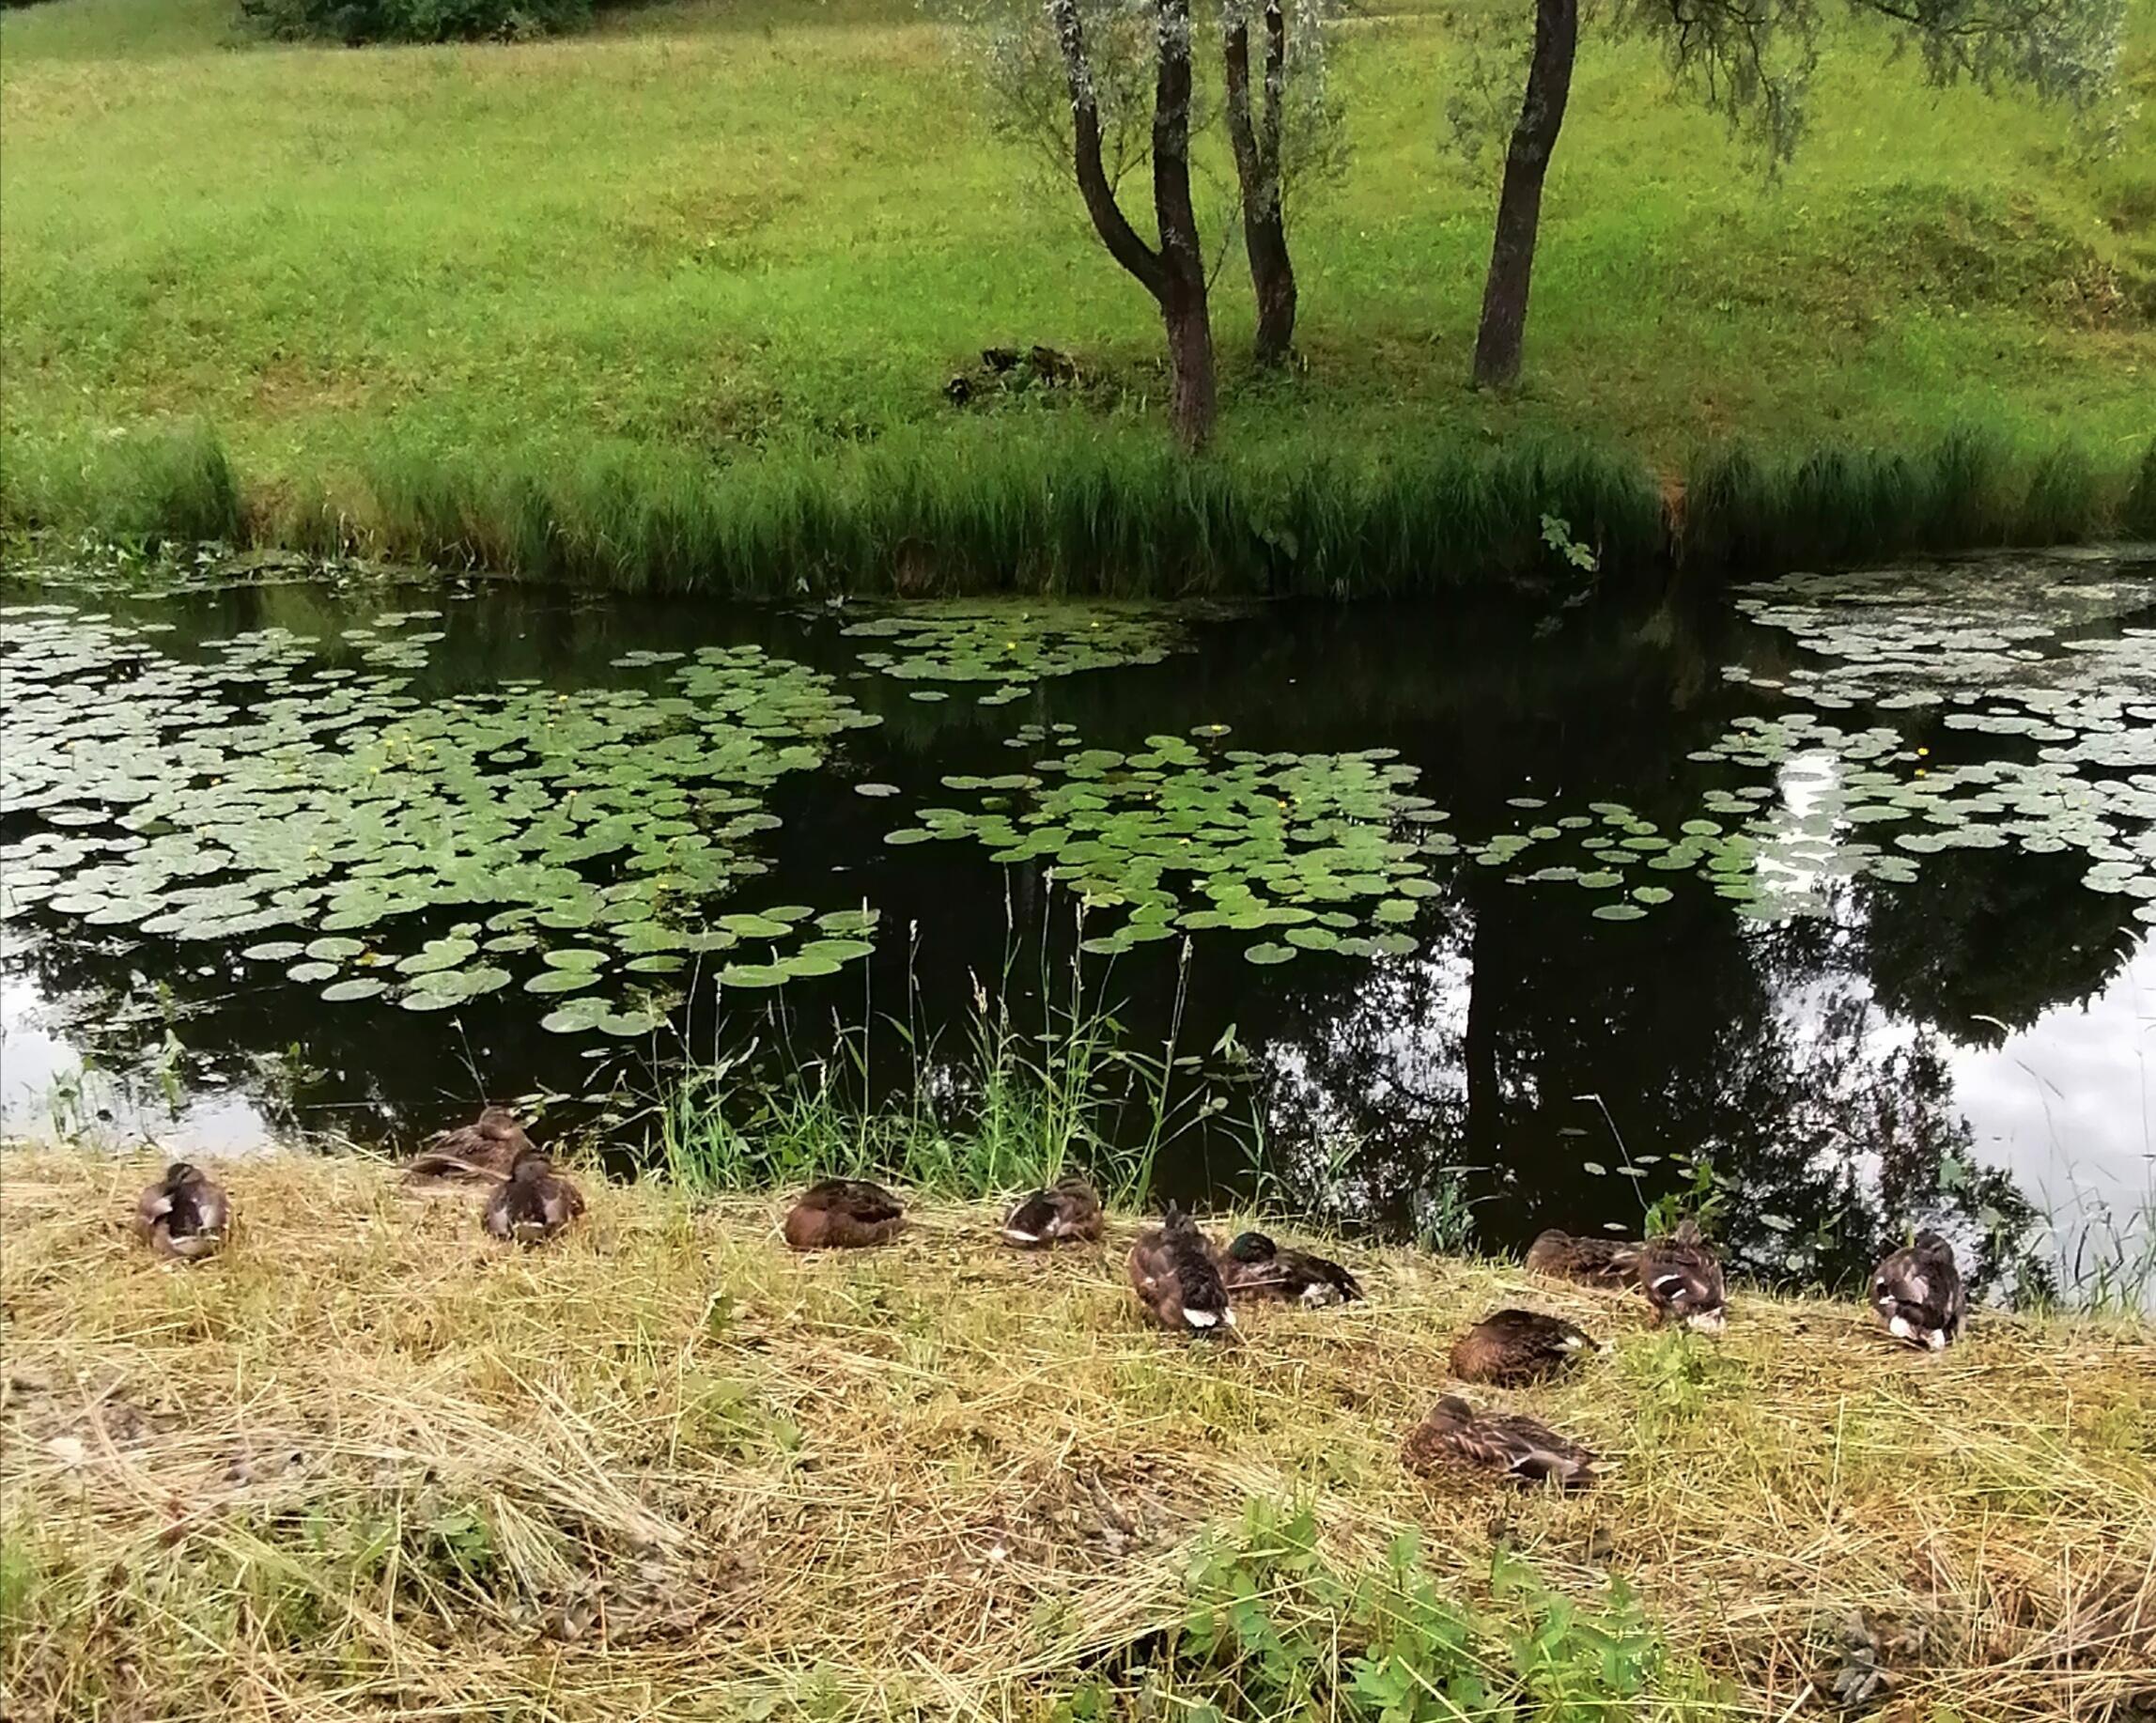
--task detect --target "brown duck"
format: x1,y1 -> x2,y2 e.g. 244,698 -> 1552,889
1001,1172 -> 1104,1248
1402,1394 -> 1601,1490
1450,1309 -> 1601,1386
1127,1206 -> 1236,1337
405,1106 -> 532,1183
134,1162 -> 230,1261
1870,1230 -> 1966,1350
1525,1229 -> 1641,1287
1217,1231 -> 1363,1306
1637,1219 -> 1727,1333
783,1178 -> 906,1250
481,1148 -> 585,1245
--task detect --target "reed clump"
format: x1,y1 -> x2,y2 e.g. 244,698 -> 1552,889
8,424 -> 2149,597
3,1145 -> 2149,1720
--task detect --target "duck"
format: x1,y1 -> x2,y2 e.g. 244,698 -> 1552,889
1449,1309 -> 1601,1386
134,1162 -> 230,1261
1637,1219 -> 1727,1333
405,1106 -> 533,1183
1402,1394 -> 1601,1490
1217,1230 -> 1363,1306
1524,1228 -> 1641,1287
1869,1230 -> 1965,1350
1001,1172 -> 1104,1248
1127,1206 -> 1236,1338
783,1178 -> 906,1250
481,1147 -> 586,1245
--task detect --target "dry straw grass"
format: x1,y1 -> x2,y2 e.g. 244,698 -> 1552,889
3,1144 -> 2152,1720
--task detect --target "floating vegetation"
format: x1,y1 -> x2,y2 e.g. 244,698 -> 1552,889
843,603 -> 1191,704
0,602 -> 886,1027
1456,559 -> 2156,921
883,727 -> 1446,961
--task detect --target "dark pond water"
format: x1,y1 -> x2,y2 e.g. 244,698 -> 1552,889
5,550 -> 2153,1301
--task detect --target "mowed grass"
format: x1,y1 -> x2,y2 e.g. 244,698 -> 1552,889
4,1145 -> 2153,1718
0,0 -> 2151,549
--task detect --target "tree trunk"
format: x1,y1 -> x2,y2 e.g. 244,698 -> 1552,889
1152,0 -> 1216,447
1223,1 -> 1296,366
1050,0 -> 1216,449
1470,0 -> 1577,390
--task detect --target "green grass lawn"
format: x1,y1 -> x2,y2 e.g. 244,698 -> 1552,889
0,0 -> 2151,573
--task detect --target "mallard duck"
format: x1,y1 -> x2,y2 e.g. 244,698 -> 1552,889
1449,1309 -> 1601,1385
1524,1229 -> 1641,1287
1127,1206 -> 1236,1337
1637,1219 -> 1726,1333
481,1148 -> 585,1245
1001,1172 -> 1104,1248
405,1106 -> 532,1183
1870,1230 -> 1965,1350
1218,1231 -> 1363,1306
783,1178 -> 906,1250
134,1162 -> 230,1261
1402,1394 -> 1600,1490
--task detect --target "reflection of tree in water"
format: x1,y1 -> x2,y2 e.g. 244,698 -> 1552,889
1856,846 -> 2141,1048
1256,866 -> 2054,1297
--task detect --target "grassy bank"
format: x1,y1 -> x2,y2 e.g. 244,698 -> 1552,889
4,1145 -> 2151,1718
2,0 -> 2153,584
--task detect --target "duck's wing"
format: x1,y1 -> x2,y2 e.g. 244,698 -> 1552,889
842,1182 -> 905,1223
135,1182 -> 175,1233
1003,1189 -> 1058,1245
1169,1234 -> 1235,1330
193,1179 -> 231,1234
1289,1249 -> 1363,1302
541,1179 -> 583,1230
1496,1417 -> 1600,1489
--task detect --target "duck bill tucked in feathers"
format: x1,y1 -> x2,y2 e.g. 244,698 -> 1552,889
482,1150 -> 585,1246
1449,1309 -> 1601,1386
1870,1230 -> 1966,1350
1403,1394 -> 1601,1491
1525,1229 -> 1641,1287
1128,1207 -> 1237,1338
1001,1173 -> 1104,1248
1218,1231 -> 1363,1306
1637,1219 -> 1727,1333
783,1178 -> 907,1250
135,1162 -> 230,1261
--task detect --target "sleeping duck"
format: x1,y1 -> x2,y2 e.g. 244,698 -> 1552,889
1001,1172 -> 1104,1248
1402,1394 -> 1600,1490
1637,1219 -> 1726,1333
481,1148 -> 586,1245
1127,1206 -> 1236,1338
1449,1309 -> 1601,1386
1870,1231 -> 1965,1350
783,1178 -> 906,1250
1524,1229 -> 1641,1287
405,1106 -> 533,1183
134,1162 -> 230,1262
1217,1231 -> 1363,1306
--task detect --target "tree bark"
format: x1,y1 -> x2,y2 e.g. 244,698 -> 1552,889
1050,0 -> 1216,449
1470,0 -> 1577,390
1223,0 -> 1296,365
1151,0 -> 1216,446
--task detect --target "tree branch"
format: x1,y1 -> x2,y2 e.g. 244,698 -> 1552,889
1049,0 -> 1168,300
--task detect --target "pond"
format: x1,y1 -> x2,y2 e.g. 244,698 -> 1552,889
4,548 -> 2153,1302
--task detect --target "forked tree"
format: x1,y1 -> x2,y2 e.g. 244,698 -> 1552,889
955,0 -> 1345,443
1459,0 -> 2128,389
1050,0 -> 1218,445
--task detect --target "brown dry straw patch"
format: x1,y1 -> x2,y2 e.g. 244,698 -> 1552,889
2,1145 -> 2151,1719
